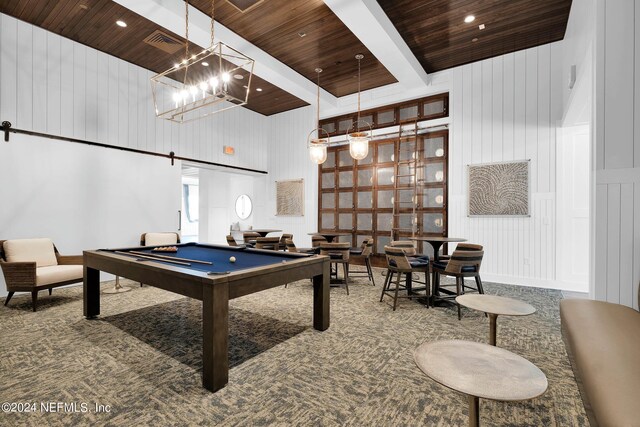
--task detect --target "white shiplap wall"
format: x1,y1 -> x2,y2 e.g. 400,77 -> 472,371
448,42 -> 564,287
593,0 -> 640,309
254,106 -> 318,247
262,43 -> 565,286
0,13 -> 271,297
0,13 -> 269,172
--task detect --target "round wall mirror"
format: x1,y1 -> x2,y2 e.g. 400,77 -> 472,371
235,194 -> 252,220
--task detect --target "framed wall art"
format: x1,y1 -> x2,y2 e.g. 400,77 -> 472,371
276,179 -> 304,216
468,160 -> 530,217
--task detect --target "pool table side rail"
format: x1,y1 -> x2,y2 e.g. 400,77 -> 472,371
83,249 -> 328,301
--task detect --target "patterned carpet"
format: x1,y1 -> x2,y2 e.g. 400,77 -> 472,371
0,270 -> 587,426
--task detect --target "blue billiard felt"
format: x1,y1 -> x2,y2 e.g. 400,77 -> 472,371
110,243 -> 311,274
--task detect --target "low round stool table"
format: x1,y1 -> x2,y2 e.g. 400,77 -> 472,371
456,294 -> 536,346
414,340 -> 547,427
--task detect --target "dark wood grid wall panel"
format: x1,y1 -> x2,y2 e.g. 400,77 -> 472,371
318,95 -> 449,256
319,93 -> 448,138
0,0 -> 308,116
378,0 -> 572,73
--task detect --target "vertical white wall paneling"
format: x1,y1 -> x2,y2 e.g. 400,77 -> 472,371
594,185 -> 608,301
619,183 -> 634,304
85,48 -> 98,141
127,60 -> 138,148
96,52 -> 109,144
603,0 -> 634,169
254,106 -> 317,247
118,60 -> 129,147
73,42 -> 86,139
537,44 -> 551,194
60,37 -> 73,136
448,42 -> 563,289
0,13 -> 272,297
32,25 -> 47,132
492,56 -> 504,162
502,54 -> 516,278
107,55 -> 119,146
481,60 -> 492,164
1,13 -> 271,171
16,20 -> 32,130
45,30 -> 61,135
590,0 -> 640,309
605,184 -> 621,302
145,71 -> 156,153
502,53 -> 515,162
450,67 -> 463,196
137,70 -> 147,151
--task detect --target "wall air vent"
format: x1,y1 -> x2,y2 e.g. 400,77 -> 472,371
143,30 -> 183,54
226,0 -> 264,13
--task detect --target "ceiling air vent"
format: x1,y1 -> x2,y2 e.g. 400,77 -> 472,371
143,30 -> 183,54
226,0 -> 264,13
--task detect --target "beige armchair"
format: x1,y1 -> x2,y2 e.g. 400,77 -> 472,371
109,232 -> 181,294
0,238 -> 82,311
140,232 -> 180,246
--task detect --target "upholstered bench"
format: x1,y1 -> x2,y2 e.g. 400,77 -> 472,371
0,238 -> 82,311
560,297 -> 640,426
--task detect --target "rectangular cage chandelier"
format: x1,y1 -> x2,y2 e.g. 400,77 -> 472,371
150,0 -> 255,123
151,43 -> 254,123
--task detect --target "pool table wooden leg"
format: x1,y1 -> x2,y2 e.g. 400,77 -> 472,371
313,259 -> 330,331
83,265 -> 100,318
202,283 -> 229,392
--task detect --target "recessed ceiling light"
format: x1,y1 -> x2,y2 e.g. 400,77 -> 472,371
479,24 -> 485,30
472,37 -> 478,42
464,15 -> 475,23
256,88 -> 263,92
202,62 -> 209,66
116,20 -> 127,27
233,74 -> 244,80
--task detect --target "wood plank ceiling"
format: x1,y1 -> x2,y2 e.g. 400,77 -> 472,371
378,0 -> 573,73
0,0 -> 574,115
0,0 -> 309,116
189,0 -> 397,97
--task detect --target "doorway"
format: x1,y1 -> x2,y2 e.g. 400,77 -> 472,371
556,124 -> 590,292
181,167 -> 199,243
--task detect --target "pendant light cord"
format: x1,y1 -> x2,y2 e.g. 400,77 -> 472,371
185,0 -> 189,58
357,56 -> 361,122
210,0 -> 215,48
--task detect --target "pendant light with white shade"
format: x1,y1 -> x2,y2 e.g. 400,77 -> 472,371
308,68 -> 330,165
347,54 -> 372,160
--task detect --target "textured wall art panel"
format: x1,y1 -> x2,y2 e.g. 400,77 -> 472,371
276,179 -> 305,216
468,161 -> 530,216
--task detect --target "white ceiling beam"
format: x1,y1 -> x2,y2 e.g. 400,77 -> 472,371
113,0 -> 337,108
323,0 -> 429,89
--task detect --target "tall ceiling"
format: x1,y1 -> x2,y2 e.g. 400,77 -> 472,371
0,0 -> 573,116
378,0 -> 573,73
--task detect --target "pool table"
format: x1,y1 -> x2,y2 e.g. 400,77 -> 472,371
83,242 -> 330,392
